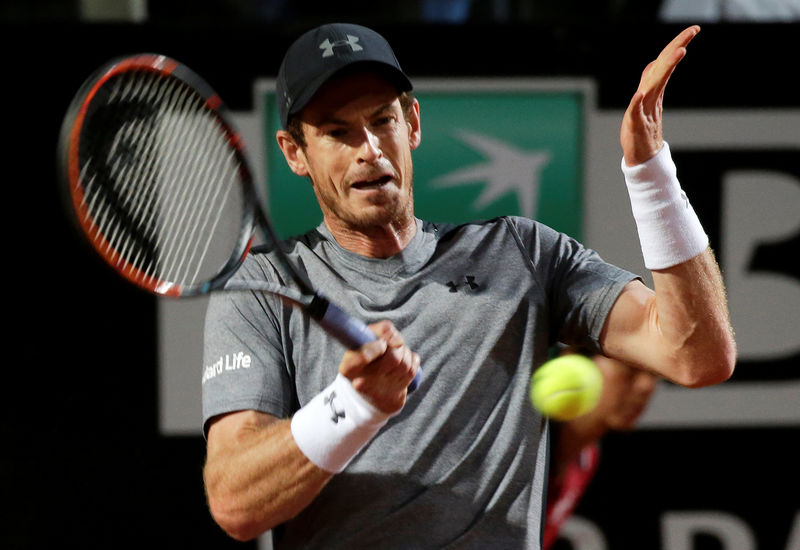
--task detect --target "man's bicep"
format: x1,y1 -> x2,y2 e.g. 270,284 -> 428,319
599,279 -> 658,367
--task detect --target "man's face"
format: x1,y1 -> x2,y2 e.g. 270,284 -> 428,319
279,71 -> 421,232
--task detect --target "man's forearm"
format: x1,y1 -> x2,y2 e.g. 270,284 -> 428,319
601,249 -> 736,388
650,247 -> 737,387
204,414 -> 333,541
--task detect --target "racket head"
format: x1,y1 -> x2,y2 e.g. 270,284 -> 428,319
58,54 -> 258,297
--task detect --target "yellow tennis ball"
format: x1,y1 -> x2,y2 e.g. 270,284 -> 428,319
530,354 -> 603,421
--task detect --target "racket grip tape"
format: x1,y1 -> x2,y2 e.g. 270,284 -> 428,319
310,295 -> 421,392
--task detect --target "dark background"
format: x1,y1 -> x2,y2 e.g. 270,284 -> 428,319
2,2 -> 798,548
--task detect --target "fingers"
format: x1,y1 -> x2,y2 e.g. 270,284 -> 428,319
665,25 -> 701,56
338,321 -> 405,375
338,321 -> 420,413
338,338 -> 386,379
621,26 -> 699,166
369,319 -> 407,349
368,321 -> 420,386
653,24 -> 698,74
638,26 -> 699,104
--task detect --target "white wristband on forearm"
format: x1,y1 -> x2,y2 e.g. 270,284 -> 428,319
290,374 -> 392,473
622,142 -> 709,270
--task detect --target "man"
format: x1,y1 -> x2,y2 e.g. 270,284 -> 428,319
201,22 -> 735,548
543,347 -> 660,549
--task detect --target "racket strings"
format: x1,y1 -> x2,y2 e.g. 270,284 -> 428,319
157,95 -> 234,285
122,71 -> 210,284
109,72 -> 167,277
81,70 -> 171,280
149,78 -> 216,284
78,69 -> 245,291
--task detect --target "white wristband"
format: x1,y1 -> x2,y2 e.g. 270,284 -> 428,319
622,142 -> 709,270
290,374 -> 392,473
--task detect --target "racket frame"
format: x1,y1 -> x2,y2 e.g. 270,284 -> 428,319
59,54 -> 258,298
58,53 -> 420,390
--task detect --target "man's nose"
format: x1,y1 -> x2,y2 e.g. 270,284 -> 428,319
357,129 -> 382,163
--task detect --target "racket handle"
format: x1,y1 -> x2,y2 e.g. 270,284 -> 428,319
311,295 -> 421,392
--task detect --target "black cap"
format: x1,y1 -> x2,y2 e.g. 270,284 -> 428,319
276,23 -> 413,128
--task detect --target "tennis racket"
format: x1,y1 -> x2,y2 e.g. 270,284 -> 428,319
58,53 -> 420,392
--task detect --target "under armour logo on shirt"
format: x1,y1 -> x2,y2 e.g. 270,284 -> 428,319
447,275 -> 480,293
319,35 -> 363,58
324,391 -> 346,423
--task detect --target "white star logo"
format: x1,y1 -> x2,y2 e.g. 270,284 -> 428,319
432,130 -> 551,218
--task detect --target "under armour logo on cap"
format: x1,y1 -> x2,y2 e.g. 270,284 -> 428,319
319,35 -> 363,58
276,23 -> 413,128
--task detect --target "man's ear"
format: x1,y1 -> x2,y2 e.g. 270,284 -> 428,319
276,130 -> 309,177
407,98 -> 421,151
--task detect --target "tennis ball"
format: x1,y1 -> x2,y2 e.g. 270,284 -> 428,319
530,354 -> 602,421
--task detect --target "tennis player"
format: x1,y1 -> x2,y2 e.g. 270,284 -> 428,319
201,22 -> 735,548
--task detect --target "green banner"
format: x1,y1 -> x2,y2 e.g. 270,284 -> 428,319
261,81 -> 586,240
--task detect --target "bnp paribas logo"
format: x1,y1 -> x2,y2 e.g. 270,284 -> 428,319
411,82 -> 588,241
263,80 -> 589,241
429,129 -> 551,220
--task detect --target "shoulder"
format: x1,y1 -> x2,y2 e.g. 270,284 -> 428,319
242,226 -> 327,274
250,225 -> 326,258
422,216 -> 574,267
427,215 -> 553,241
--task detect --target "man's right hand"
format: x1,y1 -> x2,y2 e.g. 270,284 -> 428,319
338,320 -> 421,415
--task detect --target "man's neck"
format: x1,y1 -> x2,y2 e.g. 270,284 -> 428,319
324,216 -> 418,259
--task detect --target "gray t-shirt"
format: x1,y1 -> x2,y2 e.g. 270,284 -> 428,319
202,216 -> 637,549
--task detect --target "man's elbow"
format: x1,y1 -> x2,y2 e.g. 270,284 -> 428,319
207,494 -> 267,542
677,340 -> 737,388
205,466 -> 275,542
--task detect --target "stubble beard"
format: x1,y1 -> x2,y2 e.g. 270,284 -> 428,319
316,176 -> 415,232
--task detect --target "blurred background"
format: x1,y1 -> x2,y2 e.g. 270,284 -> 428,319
2,1 -> 798,549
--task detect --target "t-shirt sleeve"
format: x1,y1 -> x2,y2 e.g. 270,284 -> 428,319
201,255 -> 297,437
507,217 -> 640,353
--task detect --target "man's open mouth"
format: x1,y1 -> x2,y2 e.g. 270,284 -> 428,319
351,175 -> 393,190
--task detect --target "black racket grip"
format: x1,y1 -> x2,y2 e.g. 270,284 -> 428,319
312,297 -> 421,393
